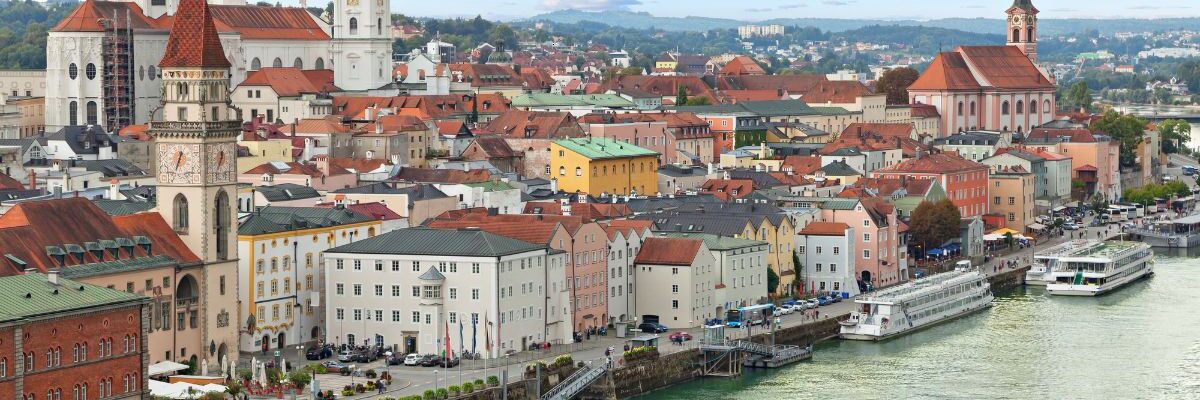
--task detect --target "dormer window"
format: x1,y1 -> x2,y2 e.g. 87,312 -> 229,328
64,244 -> 86,264
45,246 -> 67,267
85,242 -> 105,261
133,236 -> 152,256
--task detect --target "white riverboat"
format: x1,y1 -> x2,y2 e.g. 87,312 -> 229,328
1123,214 -> 1200,248
839,267 -> 993,341
1042,240 -> 1154,296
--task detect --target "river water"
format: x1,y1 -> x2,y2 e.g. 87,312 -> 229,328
640,250 -> 1200,400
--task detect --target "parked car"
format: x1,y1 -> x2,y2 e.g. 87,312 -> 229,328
403,353 -> 422,366
638,322 -> 668,333
386,354 -> 404,365
321,361 -> 348,373
668,332 -> 693,342
337,349 -> 355,362
805,299 -> 820,309
306,346 -> 333,360
1064,222 -> 1079,230
440,357 -> 461,368
775,305 -> 792,315
353,348 -> 380,363
830,294 -> 842,303
817,296 -> 832,306
419,354 -> 442,367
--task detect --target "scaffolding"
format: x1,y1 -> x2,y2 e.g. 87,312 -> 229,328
100,9 -> 135,133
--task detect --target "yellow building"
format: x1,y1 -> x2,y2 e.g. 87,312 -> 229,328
551,137 -> 659,196
738,214 -> 797,296
989,167 -> 1037,232
238,136 -> 294,173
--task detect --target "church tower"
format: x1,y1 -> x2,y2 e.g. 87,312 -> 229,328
331,0 -> 394,91
1006,0 -> 1039,63
151,0 -> 238,264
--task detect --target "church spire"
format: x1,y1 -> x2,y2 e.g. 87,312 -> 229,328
1010,0 -> 1037,12
159,0 -> 230,69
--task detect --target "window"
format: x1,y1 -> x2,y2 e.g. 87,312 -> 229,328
69,101 -> 78,125
1001,101 -> 1010,115
336,259 -> 344,270
412,286 -> 420,297
349,18 -> 358,35
830,264 -> 837,272
272,57 -> 282,68
833,246 -> 840,254
392,285 -> 400,296
449,288 -> 457,299
956,101 -> 963,116
353,284 -> 362,296
69,63 -> 78,80
85,101 -> 97,125
412,311 -> 421,323
1008,197 -> 1015,205
315,58 -> 324,69
86,63 -> 97,80
575,167 -> 582,176
353,309 -> 361,321
471,288 -> 480,300
970,101 -> 976,116
863,233 -> 870,242
994,196 -> 1001,205
863,250 -> 871,259
293,57 -> 303,69
1016,100 -> 1024,114
412,261 -> 420,272
671,284 -> 679,293
671,300 -> 679,309
392,260 -> 400,271
374,284 -> 383,296
172,195 -> 188,232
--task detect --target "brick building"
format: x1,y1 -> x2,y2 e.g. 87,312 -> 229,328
0,273 -> 149,400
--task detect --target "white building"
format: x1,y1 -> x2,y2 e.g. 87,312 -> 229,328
796,222 -> 860,297
659,233 -> 769,314
633,237 -> 718,328
602,224 -> 650,326
324,227 -> 560,357
330,0 -> 393,92
436,180 -> 524,214
236,205 -> 383,352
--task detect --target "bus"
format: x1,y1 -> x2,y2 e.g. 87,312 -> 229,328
1107,205 -> 1127,223
726,304 -> 776,328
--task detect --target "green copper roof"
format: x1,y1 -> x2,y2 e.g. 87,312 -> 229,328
326,227 -> 544,257
238,206 -> 375,236
0,273 -> 144,322
554,137 -> 658,160
58,255 -> 178,280
511,93 -> 591,108
567,94 -> 637,108
657,232 -> 767,251
809,106 -> 851,115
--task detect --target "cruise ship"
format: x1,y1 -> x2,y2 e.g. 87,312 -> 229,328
839,267 -> 993,341
1040,240 -> 1154,296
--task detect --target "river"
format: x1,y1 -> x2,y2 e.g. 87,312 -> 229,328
639,250 -> 1200,400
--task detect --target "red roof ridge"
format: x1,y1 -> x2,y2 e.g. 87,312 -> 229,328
160,0 -> 230,68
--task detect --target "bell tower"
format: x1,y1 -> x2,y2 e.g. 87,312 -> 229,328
331,0 -> 394,91
1006,0 -> 1039,63
151,0 -> 238,263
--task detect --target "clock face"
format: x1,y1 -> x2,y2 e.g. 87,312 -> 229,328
207,143 -> 237,184
158,143 -> 201,184
347,0 -> 358,6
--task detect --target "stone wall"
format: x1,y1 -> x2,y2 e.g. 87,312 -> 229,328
988,266 -> 1030,293
581,350 -> 703,400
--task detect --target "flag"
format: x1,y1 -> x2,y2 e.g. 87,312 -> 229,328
484,313 -> 491,357
458,320 -> 464,357
444,320 -> 451,362
471,314 -> 478,356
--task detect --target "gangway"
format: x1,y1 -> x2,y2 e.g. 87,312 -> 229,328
540,359 -> 609,400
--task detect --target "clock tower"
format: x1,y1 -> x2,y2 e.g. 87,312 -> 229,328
331,0 -> 393,91
1006,0 -> 1039,63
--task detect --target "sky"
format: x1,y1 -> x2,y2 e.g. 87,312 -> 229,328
346,0 -> 1200,21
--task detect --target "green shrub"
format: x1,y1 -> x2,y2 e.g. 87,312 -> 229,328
423,389 -> 436,400
486,375 -> 499,386
473,378 -> 484,386
341,388 -> 355,397
436,388 -> 449,399
462,382 -> 474,392
449,384 -> 461,394
550,355 -> 573,368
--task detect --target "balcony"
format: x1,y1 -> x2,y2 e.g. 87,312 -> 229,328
176,296 -> 198,309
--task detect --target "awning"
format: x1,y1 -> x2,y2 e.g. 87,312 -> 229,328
983,233 -> 1005,241
1052,206 -> 1067,212
1027,223 -> 1046,231
991,228 -> 1020,236
149,380 -> 226,399
149,361 -> 189,376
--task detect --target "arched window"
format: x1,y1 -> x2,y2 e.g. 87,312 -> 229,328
1030,100 -> 1038,114
272,58 -> 282,68
1012,28 -> 1020,42
575,167 -> 582,176
173,194 -> 189,233
1017,125 -> 1024,133
1001,101 -> 1010,115
1027,27 -> 1035,42
969,101 -> 976,116
139,66 -> 145,81
68,101 -> 78,125
1016,100 -> 1024,114
349,18 -> 358,35
1044,99 -> 1051,113
377,18 -> 382,35
85,101 -> 97,125
251,58 -> 261,71
85,63 -> 97,80
148,66 -> 156,80
69,63 -> 78,80
558,166 -> 565,176
956,101 -> 963,116
214,191 -> 230,260
293,58 -> 303,69
315,58 -> 325,70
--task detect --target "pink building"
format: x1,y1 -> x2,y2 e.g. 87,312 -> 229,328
817,197 -> 905,289
873,152 -> 991,219
581,112 -> 715,165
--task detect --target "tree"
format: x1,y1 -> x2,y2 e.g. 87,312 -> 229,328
1090,110 -> 1148,167
766,266 -> 780,294
1065,81 -> 1092,112
675,85 -> 688,107
289,371 -> 312,392
1158,119 -> 1191,154
684,97 -> 711,106
908,199 -> 962,251
874,67 -> 920,105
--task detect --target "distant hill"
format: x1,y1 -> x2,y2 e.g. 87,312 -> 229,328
832,26 -> 1004,54
526,10 -> 1200,36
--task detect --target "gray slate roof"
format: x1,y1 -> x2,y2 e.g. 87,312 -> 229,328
820,160 -> 861,176
256,183 -> 322,202
238,206 -> 375,235
326,227 -> 544,257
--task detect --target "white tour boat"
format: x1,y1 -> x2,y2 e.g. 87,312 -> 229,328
1042,240 -> 1154,296
839,267 -> 993,341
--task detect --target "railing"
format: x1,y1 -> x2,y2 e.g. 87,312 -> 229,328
541,359 -> 608,400
176,297 -> 198,308
733,340 -> 775,357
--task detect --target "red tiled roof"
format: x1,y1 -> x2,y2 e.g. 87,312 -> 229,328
598,75 -> 717,103
799,221 -> 850,236
635,237 -> 702,266
360,114 -> 428,134
118,124 -> 152,141
718,56 -> 766,76
392,168 -> 490,184
700,179 -> 755,200
874,152 -> 988,174
1028,127 -> 1096,143
798,80 -> 872,104
0,173 -> 24,190
426,220 -> 561,246
522,202 -> 632,221
956,46 -> 1053,90
437,121 -> 469,136
605,219 -> 654,236
282,116 -> 352,135
840,123 -> 913,140
322,157 -> 393,173
160,0 -> 230,69
0,198 -> 200,276
782,155 -> 822,175
244,161 -> 338,176
314,202 -> 402,221
208,5 -> 329,41
470,135 -> 519,158
53,0 -> 165,32
240,68 -> 337,97
332,94 -> 511,120
909,103 -> 940,118
1075,164 -> 1098,172
722,90 -> 785,103
908,52 -> 980,91
482,111 -> 585,139
714,74 -> 827,92
448,64 -> 524,87
520,68 -> 556,91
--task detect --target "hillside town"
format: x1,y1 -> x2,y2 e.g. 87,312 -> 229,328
0,0 -> 1196,399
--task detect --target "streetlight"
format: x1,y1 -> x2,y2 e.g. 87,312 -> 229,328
434,369 -> 439,396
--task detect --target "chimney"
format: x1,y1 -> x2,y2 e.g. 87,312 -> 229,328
108,179 -> 119,200
47,269 -> 59,286
550,178 -> 558,193
26,169 -> 35,190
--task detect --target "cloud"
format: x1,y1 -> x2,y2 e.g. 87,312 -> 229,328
746,7 -> 772,12
777,3 -> 806,10
823,0 -> 852,5
1127,5 -> 1159,9
540,0 -> 641,11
